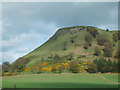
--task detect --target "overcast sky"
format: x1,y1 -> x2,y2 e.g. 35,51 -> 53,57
1,2 -> 118,64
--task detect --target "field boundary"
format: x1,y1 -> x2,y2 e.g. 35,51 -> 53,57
96,74 -> 120,85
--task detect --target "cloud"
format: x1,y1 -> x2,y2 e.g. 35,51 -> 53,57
2,21 -> 58,63
2,50 -> 27,63
1,2 -> 118,63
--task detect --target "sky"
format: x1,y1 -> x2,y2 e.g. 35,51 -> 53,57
1,2 -> 118,64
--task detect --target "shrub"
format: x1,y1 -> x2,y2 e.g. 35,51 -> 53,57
106,29 -> 109,31
113,32 -> 119,42
2,72 -> 17,76
51,65 -> 57,73
23,67 -> 31,72
103,42 -> 112,57
96,34 -> 110,46
62,41 -> 67,50
67,52 -> 74,60
94,46 -> 101,56
94,58 -> 118,73
12,57 -> 30,72
77,55 -> 86,58
70,36 -> 75,43
104,42 -> 112,48
2,62 -> 10,72
87,63 -> 98,73
57,65 -> 64,74
54,54 -> 61,60
83,43 -> 89,49
84,33 -> 93,43
69,61 -> 80,73
87,27 -> 99,38
115,47 -> 120,59
103,46 -> 112,57
88,42 -> 92,46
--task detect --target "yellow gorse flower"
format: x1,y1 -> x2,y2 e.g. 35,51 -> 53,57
82,63 -> 88,65
23,67 -> 31,72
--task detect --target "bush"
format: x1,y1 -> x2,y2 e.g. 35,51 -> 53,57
113,32 -> 119,42
67,52 -> 74,60
83,43 -> 89,49
103,42 -> 112,57
62,41 -> 67,50
94,46 -> 101,56
106,29 -> 109,31
2,72 -> 17,76
54,54 -> 61,60
58,65 -> 64,74
12,57 -> 30,72
87,63 -> 98,73
115,47 -> 120,59
70,36 -> 75,43
51,66 -> 57,73
77,55 -> 86,58
17,65 -> 24,72
104,42 -> 112,48
87,27 -> 99,38
69,61 -> 79,73
96,34 -> 110,46
84,33 -> 93,43
2,62 -> 10,72
103,46 -> 112,57
94,58 -> 118,73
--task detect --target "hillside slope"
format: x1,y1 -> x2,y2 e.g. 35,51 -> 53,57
13,26 -> 119,67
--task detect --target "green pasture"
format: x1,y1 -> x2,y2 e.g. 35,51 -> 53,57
2,73 -> 119,88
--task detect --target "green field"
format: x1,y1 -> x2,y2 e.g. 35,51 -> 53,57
2,73 -> 119,88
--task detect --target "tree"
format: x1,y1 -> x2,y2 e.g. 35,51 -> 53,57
96,34 -> 110,46
2,62 -> 10,72
107,59 -> 113,72
103,42 -> 112,57
104,42 -> 112,49
111,61 -> 118,73
115,47 -> 120,59
94,46 -> 101,56
84,33 -> 93,43
103,47 -> 112,57
93,58 -> 118,73
106,29 -> 109,31
84,33 -> 93,46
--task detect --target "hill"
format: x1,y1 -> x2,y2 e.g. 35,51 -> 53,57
8,26 -> 119,73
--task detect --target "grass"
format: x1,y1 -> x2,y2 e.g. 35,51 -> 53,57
100,73 -> 118,83
2,73 -> 119,88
